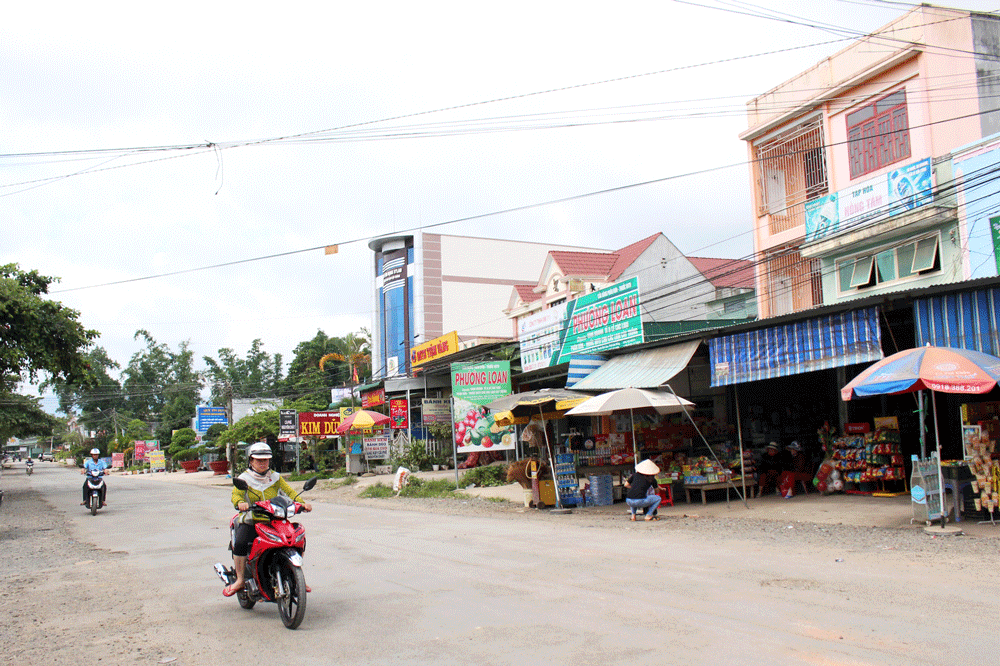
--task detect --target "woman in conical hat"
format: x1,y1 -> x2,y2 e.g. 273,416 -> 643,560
624,459 -> 661,522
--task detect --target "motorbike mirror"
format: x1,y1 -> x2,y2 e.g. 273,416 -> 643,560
232,477 -> 249,491
302,476 -> 319,492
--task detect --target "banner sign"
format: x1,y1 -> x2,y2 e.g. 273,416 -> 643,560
362,387 -> 385,408
111,452 -> 124,469
517,277 -> 643,371
422,398 -> 451,424
298,411 -> 341,439
148,450 -> 166,471
390,398 -> 408,429
196,405 -> 228,435
410,331 -> 460,367
134,440 -> 159,461
450,361 -> 515,453
805,157 -> 932,242
279,409 -> 297,437
363,430 -> 390,460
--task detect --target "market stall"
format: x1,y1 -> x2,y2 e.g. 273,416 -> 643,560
566,386 -> 748,508
842,345 -> 1000,528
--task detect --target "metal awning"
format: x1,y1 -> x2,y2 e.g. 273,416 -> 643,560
569,340 -> 701,391
914,287 -> 1000,355
709,306 -> 882,386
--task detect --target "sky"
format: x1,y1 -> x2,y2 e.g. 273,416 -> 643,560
5,0 -> 999,414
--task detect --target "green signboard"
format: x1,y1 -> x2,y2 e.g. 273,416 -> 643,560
554,276 -> 643,364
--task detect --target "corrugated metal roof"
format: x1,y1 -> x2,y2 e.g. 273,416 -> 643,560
571,340 -> 701,390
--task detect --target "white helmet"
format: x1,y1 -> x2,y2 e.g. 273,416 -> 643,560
247,442 -> 272,459
90,448 -> 100,455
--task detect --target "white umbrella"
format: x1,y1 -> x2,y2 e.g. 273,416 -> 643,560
565,388 -> 695,460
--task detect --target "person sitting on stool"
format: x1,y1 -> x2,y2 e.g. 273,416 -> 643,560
757,442 -> 784,496
624,459 -> 662,522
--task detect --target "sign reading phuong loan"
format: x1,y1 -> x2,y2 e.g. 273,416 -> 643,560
450,361 -> 515,453
518,277 -> 643,370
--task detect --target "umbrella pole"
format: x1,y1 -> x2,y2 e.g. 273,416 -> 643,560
630,409 -> 637,461
932,390 -> 948,529
734,384 -> 747,502
539,405 -> 562,510
664,383 -> 748,509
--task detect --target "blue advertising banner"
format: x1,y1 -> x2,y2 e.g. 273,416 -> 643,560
196,405 -> 228,434
805,158 -> 932,242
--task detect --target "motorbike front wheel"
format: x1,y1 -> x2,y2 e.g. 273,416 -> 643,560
90,493 -> 98,516
273,557 -> 306,629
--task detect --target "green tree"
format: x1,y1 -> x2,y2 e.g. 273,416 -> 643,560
155,341 -> 201,445
167,427 -> 199,461
203,339 -> 283,409
0,264 -> 97,441
42,346 -> 126,434
119,332 -> 201,448
284,330 -> 341,402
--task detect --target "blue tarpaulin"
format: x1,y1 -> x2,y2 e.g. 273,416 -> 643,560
709,306 -> 883,387
914,287 -> 1000,355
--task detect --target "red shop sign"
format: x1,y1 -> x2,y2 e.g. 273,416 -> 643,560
362,388 -> 385,408
390,398 -> 408,429
843,422 -> 871,434
298,411 -> 342,439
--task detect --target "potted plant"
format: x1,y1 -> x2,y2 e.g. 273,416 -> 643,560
168,428 -> 202,473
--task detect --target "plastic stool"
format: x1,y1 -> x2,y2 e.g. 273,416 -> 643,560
657,485 -> 674,508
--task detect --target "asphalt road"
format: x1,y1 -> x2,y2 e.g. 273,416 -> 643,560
3,463 -> 996,666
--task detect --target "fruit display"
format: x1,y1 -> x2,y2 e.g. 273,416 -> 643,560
454,406 -> 513,450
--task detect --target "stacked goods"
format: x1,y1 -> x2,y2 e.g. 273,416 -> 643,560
577,434 -> 634,467
587,474 -> 614,506
682,456 -> 732,484
555,453 -> 579,507
831,430 -> 904,484
965,431 -> 999,513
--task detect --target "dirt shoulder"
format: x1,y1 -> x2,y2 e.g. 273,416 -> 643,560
129,466 -> 1000,546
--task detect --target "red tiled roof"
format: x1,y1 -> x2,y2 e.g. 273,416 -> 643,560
688,257 -> 755,289
513,284 -> 538,303
548,251 -> 619,278
610,233 -> 660,279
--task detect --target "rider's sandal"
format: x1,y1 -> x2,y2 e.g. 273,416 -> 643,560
222,584 -> 241,597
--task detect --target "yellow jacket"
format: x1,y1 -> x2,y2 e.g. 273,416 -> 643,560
232,470 -> 300,523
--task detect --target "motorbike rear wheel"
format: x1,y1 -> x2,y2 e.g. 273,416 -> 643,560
237,588 -> 256,610
273,558 -> 306,629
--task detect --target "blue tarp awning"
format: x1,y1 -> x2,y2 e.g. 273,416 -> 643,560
914,287 -> 1000,355
709,306 -> 883,387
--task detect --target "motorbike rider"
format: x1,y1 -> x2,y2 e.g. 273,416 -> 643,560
223,442 -> 312,597
81,448 -> 109,507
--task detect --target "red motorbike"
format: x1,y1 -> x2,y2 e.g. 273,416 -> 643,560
214,476 -> 317,629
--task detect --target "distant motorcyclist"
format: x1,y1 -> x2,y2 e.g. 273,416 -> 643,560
223,442 -> 311,597
81,448 -> 109,507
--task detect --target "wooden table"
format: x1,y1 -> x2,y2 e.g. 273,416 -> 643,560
684,480 -> 752,505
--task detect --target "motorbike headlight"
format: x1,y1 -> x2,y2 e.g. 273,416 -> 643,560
271,506 -> 285,520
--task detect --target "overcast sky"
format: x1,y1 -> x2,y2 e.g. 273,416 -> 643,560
5,0 -> 997,414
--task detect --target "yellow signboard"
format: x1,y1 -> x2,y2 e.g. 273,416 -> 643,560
410,331 -> 459,367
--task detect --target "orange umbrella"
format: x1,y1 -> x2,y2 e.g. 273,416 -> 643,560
336,409 -> 390,433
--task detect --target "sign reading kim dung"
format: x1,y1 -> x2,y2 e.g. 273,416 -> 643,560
805,158 -> 932,243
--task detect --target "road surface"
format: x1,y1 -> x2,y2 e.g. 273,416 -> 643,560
1,463 -> 995,665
